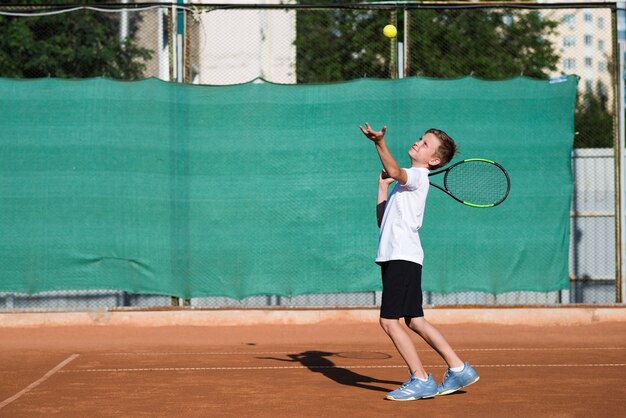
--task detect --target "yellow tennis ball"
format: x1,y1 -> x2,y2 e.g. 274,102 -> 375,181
383,24 -> 397,38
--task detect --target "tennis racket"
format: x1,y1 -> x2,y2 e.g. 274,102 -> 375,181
428,158 -> 510,208
383,158 -> 510,207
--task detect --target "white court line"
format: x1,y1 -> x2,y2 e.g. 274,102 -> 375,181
60,363 -> 626,373
0,354 -> 79,410
102,347 -> 626,356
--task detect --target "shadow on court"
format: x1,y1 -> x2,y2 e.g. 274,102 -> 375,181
258,350 -> 401,393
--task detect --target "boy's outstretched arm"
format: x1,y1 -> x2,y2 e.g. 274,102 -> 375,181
359,122 -> 408,185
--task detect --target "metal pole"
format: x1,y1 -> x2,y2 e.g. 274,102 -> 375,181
403,8 -> 409,77
120,0 -> 128,46
170,1 -> 180,307
158,7 -> 169,81
178,0 -> 191,307
258,9 -> 266,81
618,40 -> 625,303
169,0 -> 187,307
389,10 -> 397,79
397,41 -> 404,79
615,5 -> 625,303
177,0 -> 184,83
168,4 -> 175,81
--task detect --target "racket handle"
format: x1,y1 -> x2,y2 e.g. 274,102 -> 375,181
381,170 -> 391,179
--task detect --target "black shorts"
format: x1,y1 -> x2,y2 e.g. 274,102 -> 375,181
378,260 -> 424,319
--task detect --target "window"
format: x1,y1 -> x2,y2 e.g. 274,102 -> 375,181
598,61 -> 606,72
598,40 -> 605,51
562,14 -> 575,27
598,17 -> 604,29
563,58 -> 576,70
584,13 -> 593,23
584,35 -> 593,46
563,36 -> 575,47
585,57 -> 593,68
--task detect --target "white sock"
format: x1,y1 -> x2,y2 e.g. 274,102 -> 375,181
411,370 -> 429,381
450,364 -> 465,373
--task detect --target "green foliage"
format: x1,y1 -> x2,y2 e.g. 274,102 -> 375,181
0,0 -> 152,79
295,2 -> 560,82
408,10 -> 559,79
574,83 -> 614,148
295,7 -> 392,82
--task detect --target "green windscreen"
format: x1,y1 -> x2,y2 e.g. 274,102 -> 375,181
0,76 -> 576,298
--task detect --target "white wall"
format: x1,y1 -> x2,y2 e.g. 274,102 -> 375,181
192,0 -> 296,85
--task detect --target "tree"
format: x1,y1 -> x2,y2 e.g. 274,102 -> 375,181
295,7 -> 393,82
574,82 -> 614,148
408,9 -> 559,79
295,2 -> 560,82
0,0 -> 152,79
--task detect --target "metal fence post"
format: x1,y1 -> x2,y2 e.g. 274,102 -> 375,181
616,4 -> 625,303
618,40 -> 625,303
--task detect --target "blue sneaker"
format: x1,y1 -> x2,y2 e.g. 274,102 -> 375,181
436,362 -> 479,396
386,373 -> 437,401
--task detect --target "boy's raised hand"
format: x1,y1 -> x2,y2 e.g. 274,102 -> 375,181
379,170 -> 395,185
359,122 -> 387,143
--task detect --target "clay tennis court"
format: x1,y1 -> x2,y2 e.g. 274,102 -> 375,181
1,309 -> 625,417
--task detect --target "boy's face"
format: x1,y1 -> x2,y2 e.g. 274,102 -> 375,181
408,132 -> 442,168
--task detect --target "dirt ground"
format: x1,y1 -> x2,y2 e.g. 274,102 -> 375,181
1,320 -> 625,417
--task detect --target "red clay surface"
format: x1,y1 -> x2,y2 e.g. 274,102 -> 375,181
1,321 -> 625,417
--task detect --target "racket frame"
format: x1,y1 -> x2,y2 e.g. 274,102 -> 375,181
428,158 -> 511,208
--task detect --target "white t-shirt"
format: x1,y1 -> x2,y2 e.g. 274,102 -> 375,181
376,167 -> 430,265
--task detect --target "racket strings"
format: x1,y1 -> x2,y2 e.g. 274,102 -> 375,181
444,162 -> 509,206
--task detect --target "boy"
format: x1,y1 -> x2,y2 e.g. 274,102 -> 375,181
359,122 -> 479,401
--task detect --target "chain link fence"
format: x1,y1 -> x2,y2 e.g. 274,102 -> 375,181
0,2 -> 620,310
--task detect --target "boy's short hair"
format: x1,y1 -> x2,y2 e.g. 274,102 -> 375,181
426,128 -> 457,169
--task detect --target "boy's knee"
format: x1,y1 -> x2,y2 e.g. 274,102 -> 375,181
379,317 -> 398,334
407,316 -> 428,332
379,317 -> 389,331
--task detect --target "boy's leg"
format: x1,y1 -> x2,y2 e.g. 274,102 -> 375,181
407,317 -> 479,395
379,317 -> 437,401
379,317 -> 427,379
405,317 -> 463,368
378,261 -> 437,400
